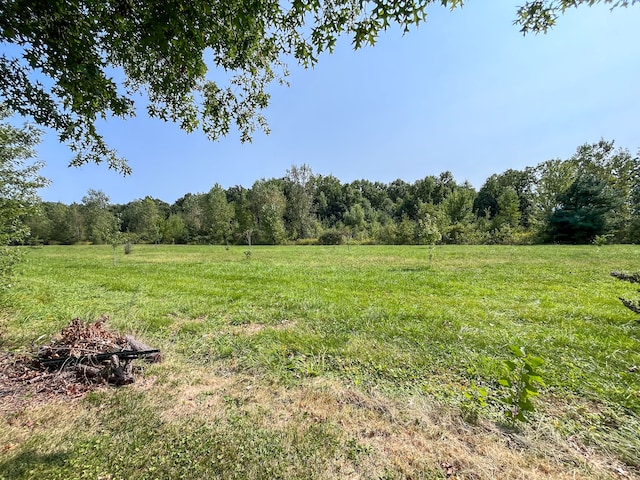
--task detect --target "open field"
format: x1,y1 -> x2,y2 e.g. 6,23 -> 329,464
1,244 -> 639,479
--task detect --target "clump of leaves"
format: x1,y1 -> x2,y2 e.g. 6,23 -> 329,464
498,345 -> 545,424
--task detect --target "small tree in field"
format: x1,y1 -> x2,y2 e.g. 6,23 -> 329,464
417,211 -> 441,265
244,228 -> 254,259
107,217 -> 123,266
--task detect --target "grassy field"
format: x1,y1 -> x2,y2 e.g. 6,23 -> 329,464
1,244 -> 639,479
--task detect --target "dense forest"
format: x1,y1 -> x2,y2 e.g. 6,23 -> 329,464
24,140 -> 640,246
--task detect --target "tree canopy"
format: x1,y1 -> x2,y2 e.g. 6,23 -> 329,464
0,0 -> 636,172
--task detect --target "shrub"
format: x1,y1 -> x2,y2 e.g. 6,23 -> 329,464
317,230 -> 344,245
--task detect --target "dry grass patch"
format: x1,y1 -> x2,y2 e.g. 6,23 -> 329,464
224,319 -> 297,336
158,367 -> 632,480
1,357 -> 635,479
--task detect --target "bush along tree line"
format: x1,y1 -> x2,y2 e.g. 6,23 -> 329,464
19,141 -> 640,247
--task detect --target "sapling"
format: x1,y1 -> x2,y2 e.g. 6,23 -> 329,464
498,345 -> 545,424
110,233 -> 123,265
417,213 -> 441,265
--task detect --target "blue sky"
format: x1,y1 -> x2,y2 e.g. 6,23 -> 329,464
29,2 -> 640,205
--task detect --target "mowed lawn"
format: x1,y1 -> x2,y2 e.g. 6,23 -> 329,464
1,244 -> 639,479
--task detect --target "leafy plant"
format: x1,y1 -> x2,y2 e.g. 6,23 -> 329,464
593,234 -> 613,246
417,212 -> 441,265
498,345 -> 545,424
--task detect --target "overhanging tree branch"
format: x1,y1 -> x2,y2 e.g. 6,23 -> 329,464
0,0 -> 636,173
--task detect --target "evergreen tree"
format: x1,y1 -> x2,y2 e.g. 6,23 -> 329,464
548,174 -> 621,243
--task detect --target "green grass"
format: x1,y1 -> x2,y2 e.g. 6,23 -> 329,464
1,244 -> 639,479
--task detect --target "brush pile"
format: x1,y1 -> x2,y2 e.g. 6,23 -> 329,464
36,316 -> 161,386
1,316 -> 161,414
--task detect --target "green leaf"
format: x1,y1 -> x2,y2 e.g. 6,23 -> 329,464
498,378 -> 511,387
528,375 -> 545,386
527,356 -> 545,368
519,398 -> 535,412
525,386 -> 540,396
504,360 -> 518,371
509,345 -> 525,357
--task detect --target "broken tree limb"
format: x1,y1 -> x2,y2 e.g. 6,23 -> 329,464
39,349 -> 161,369
620,297 -> 640,315
611,271 -> 640,284
73,364 -> 102,379
107,354 -> 134,385
125,335 -> 163,363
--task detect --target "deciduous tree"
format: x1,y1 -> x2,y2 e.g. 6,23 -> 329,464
284,164 -> 317,240
226,185 -> 254,243
204,184 -> 234,244
122,196 -> 162,243
0,107 -> 48,289
250,179 -> 286,244
81,189 -> 119,244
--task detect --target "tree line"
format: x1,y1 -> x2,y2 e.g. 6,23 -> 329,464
23,140 -> 640,247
